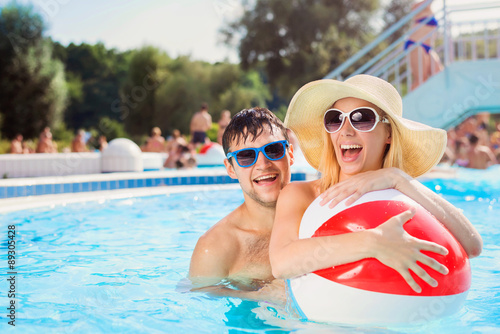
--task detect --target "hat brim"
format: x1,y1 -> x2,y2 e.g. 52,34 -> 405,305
284,78 -> 446,178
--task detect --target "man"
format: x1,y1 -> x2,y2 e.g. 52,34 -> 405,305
190,102 -> 212,146
36,127 -> 57,153
10,134 -> 23,154
189,107 -> 293,301
467,134 -> 498,169
142,127 -> 165,152
71,129 -> 90,153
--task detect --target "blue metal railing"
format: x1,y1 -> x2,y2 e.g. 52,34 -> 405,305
323,0 -> 435,80
323,0 -> 500,97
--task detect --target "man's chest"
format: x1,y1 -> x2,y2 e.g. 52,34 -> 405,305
229,234 -> 273,281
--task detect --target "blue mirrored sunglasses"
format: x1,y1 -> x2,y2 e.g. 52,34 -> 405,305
226,140 -> 289,168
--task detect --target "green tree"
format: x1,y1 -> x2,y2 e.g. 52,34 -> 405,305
119,46 -> 169,137
382,0 -> 414,44
97,117 -> 128,141
52,41 -> 131,130
215,70 -> 271,114
0,3 -> 67,139
154,58 -> 270,136
222,0 -> 381,98
153,56 -> 212,136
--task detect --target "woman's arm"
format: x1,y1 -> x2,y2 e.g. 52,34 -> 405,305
319,167 -> 482,257
269,182 -> 374,278
269,181 -> 448,293
398,177 -> 483,257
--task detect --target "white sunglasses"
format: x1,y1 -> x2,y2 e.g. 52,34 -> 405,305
323,107 -> 390,133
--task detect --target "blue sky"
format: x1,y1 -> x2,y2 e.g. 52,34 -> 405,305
1,0 -> 242,63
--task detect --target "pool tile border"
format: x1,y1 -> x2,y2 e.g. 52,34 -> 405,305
0,169 -> 309,199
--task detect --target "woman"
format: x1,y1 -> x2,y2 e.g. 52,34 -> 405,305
269,75 -> 482,293
406,0 -> 443,90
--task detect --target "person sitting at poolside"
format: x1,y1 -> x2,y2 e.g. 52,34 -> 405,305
164,143 -> 197,169
10,134 -> 24,154
217,110 -> 232,145
189,107 -> 293,302
36,127 -> 57,153
466,134 -> 498,169
190,102 -> 212,148
164,130 -> 191,168
71,129 -> 90,153
491,122 -> 500,160
142,127 -> 166,152
269,75 -> 482,293
165,129 -> 187,153
98,135 -> 108,151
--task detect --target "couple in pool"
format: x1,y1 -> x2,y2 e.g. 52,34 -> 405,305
188,75 -> 482,303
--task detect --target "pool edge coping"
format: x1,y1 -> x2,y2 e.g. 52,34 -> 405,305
0,184 -> 242,214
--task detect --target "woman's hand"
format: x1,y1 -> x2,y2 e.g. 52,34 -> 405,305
319,167 -> 410,208
368,208 -> 449,293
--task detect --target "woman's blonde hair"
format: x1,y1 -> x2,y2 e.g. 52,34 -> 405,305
318,110 -> 405,192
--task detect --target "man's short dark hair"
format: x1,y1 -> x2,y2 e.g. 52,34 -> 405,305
222,107 -> 289,157
469,134 -> 479,145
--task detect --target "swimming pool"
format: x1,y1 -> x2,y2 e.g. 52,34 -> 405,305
0,166 -> 498,333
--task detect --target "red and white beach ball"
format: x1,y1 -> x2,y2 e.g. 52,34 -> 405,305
287,189 -> 471,325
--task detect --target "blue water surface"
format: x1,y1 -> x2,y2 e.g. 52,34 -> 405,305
0,166 -> 499,333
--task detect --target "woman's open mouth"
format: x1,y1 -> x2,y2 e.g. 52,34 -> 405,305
341,144 -> 363,161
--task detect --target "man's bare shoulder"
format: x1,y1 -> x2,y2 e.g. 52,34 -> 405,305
196,213 -> 241,254
192,111 -> 203,119
189,208 -> 243,278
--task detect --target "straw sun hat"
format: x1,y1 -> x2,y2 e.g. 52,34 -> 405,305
284,74 -> 446,178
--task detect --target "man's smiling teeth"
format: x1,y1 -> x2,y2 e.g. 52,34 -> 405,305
341,144 -> 363,149
254,174 -> 277,182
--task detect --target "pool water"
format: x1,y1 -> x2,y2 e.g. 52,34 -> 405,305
0,166 -> 499,333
